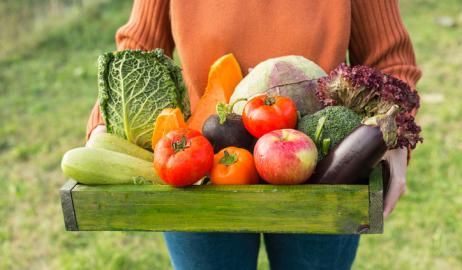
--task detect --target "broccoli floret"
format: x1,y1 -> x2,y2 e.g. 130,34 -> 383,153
298,106 -> 362,159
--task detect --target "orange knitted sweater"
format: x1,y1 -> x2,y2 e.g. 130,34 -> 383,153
86,0 -> 421,139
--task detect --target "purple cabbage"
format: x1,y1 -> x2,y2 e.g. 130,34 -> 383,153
265,61 -> 323,115
230,56 -> 327,116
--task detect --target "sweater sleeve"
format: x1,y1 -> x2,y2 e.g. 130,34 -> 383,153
86,0 -> 174,140
349,0 -> 422,161
115,0 -> 175,56
349,0 -> 422,90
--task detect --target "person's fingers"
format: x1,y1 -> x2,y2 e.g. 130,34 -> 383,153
383,148 -> 407,219
383,175 -> 406,219
86,125 -> 106,146
92,125 -> 107,134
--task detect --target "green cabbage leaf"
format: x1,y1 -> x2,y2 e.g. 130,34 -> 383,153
98,49 -> 190,150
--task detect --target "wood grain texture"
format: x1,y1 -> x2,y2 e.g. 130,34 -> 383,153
70,184 -> 370,234
60,180 -> 78,231
368,165 -> 384,233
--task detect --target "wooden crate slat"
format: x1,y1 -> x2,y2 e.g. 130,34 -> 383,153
71,184 -> 370,234
367,165 -> 384,233
60,180 -> 78,231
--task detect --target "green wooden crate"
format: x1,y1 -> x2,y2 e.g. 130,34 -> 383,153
60,166 -> 385,234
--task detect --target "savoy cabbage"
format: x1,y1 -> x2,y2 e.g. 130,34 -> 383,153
98,49 -> 190,150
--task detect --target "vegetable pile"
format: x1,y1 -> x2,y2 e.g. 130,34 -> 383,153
61,50 -> 422,187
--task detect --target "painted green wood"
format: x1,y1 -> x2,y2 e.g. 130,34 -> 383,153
368,165 -> 384,233
60,180 -> 78,231
70,183 -> 370,234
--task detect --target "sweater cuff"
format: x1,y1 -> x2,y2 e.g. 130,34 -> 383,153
86,100 -> 105,141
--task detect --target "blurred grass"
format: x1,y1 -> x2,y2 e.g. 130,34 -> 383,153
0,0 -> 86,59
0,0 -> 461,269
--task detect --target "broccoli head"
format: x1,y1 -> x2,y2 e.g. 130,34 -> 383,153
298,106 -> 362,160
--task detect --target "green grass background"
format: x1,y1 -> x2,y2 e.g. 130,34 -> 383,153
0,0 -> 461,269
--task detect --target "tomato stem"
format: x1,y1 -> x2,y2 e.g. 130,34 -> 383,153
264,96 -> 276,106
219,150 -> 238,166
171,135 -> 190,153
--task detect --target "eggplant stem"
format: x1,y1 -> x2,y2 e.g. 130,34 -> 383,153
216,98 -> 248,125
229,98 -> 247,112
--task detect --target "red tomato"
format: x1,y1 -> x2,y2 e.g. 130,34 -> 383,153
154,128 -> 214,187
242,95 -> 298,138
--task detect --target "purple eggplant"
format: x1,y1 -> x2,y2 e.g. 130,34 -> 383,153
202,99 -> 254,153
309,105 -> 399,184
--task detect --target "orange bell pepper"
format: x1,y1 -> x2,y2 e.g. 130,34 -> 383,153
210,147 -> 259,185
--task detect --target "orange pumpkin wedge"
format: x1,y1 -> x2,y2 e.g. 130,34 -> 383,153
187,53 -> 243,131
152,108 -> 186,151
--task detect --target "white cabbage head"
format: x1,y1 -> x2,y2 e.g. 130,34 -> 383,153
230,55 -> 326,115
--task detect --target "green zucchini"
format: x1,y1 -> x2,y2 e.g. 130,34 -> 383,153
87,133 -> 153,162
61,147 -> 163,185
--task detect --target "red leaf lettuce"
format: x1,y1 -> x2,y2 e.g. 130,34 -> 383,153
316,63 -> 422,149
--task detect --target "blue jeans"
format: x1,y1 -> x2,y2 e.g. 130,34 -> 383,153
164,232 -> 360,270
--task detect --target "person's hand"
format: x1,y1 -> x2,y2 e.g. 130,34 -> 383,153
382,148 -> 408,219
86,125 -> 106,147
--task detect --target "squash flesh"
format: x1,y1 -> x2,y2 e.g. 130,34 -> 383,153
187,54 -> 243,131
151,108 -> 186,150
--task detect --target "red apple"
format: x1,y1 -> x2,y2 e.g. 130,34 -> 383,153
253,129 -> 317,184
